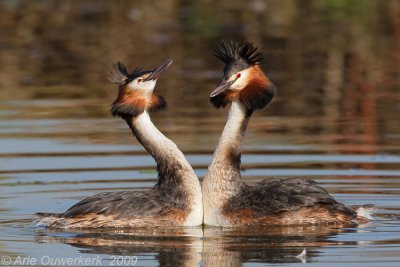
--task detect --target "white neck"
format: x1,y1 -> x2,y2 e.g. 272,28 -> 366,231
132,112 -> 186,168
129,111 -> 203,226
212,101 -> 248,163
202,101 -> 251,226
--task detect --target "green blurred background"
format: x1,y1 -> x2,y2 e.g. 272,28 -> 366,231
0,0 -> 399,148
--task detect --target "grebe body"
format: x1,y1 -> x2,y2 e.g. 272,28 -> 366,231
36,59 -> 202,228
202,41 -> 368,227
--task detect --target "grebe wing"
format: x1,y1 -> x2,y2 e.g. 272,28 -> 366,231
62,190 -> 170,219
227,177 -> 353,215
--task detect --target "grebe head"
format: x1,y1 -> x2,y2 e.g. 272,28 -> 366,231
109,59 -> 173,117
210,40 -> 277,111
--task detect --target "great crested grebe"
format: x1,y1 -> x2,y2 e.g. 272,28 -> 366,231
36,59 -> 203,228
202,40 -> 369,227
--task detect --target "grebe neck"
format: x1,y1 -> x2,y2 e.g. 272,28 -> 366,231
126,111 -> 197,187
206,100 -> 252,188
126,111 -> 203,226
202,100 -> 251,225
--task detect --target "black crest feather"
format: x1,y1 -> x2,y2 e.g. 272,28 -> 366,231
108,62 -> 147,86
213,40 -> 263,66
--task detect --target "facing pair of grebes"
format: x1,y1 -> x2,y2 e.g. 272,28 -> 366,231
36,40 -> 371,228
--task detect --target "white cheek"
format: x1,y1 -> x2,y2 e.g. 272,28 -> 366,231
142,80 -> 157,93
230,69 -> 250,91
231,79 -> 246,90
127,80 -> 157,95
127,82 -> 135,90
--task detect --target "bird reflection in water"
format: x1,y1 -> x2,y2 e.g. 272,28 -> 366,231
34,225 -> 354,266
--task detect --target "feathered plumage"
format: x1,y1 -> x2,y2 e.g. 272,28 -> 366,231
108,62 -> 149,86
210,40 -> 276,111
108,61 -> 167,118
34,59 -> 203,229
111,93 -> 167,118
204,41 -> 365,227
213,40 -> 263,66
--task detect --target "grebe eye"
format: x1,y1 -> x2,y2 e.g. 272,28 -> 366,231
137,79 -> 142,83
236,73 -> 241,78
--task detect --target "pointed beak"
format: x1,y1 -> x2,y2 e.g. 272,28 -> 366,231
210,78 -> 234,97
145,59 -> 173,81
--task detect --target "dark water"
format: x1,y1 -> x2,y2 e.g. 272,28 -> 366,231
1,1 -> 400,266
